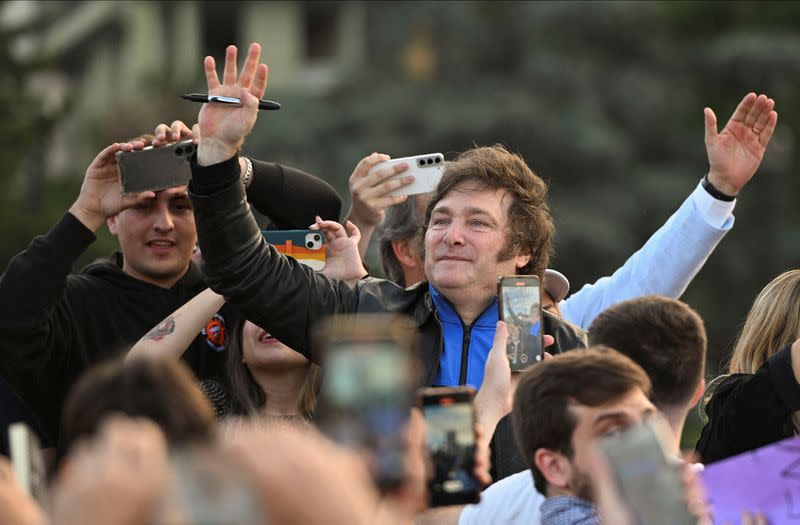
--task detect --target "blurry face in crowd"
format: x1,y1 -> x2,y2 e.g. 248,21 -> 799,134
108,187 -> 197,288
542,292 -> 560,316
241,321 -> 310,371
548,387 -> 656,500
424,182 -> 530,299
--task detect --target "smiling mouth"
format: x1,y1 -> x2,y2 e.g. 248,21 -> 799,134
258,332 -> 278,344
147,240 -> 176,248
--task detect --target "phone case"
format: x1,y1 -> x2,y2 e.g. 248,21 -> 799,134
368,153 -> 445,196
497,276 -> 543,372
262,229 -> 326,271
116,140 -> 197,195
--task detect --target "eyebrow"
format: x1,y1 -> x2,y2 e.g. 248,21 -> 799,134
169,193 -> 190,201
592,406 -> 656,428
431,206 -> 497,220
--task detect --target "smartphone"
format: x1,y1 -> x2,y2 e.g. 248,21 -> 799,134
368,153 -> 445,196
418,387 -> 481,507
116,140 -> 197,195
314,314 -> 417,490
9,423 -> 48,507
497,275 -> 543,372
262,229 -> 326,271
597,418 -> 695,525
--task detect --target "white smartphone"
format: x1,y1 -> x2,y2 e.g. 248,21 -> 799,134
9,423 -> 48,506
369,153 -> 445,196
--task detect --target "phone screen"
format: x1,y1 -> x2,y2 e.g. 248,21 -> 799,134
319,340 -> 413,489
598,419 -> 695,525
498,276 -> 543,372
421,390 -> 480,506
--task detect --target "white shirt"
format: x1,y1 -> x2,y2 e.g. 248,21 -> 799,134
459,470 -> 543,525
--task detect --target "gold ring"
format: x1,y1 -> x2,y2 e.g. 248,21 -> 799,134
753,127 -> 762,134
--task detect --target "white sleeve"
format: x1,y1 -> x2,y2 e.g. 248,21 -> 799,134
458,470 -> 543,525
560,181 -> 734,329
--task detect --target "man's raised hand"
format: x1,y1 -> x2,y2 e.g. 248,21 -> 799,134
197,43 -> 269,166
705,92 -> 778,196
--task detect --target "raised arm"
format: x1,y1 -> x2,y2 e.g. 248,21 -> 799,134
560,93 -> 778,329
127,288 -> 225,362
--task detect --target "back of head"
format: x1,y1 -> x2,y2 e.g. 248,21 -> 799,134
729,269 -> 800,373
377,195 -> 423,287
421,145 -> 554,277
59,357 -> 216,462
588,295 -> 707,409
512,347 -> 651,494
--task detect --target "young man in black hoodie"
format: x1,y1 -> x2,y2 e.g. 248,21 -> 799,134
0,135 -> 342,447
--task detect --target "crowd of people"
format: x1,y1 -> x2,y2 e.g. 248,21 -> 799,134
0,41 -> 787,524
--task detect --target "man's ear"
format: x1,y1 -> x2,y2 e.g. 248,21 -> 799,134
514,252 -> 531,271
534,448 -> 571,493
689,378 -> 707,409
391,238 -> 420,270
107,216 -> 119,236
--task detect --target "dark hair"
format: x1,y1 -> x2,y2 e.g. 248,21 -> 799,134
511,347 -> 651,494
589,296 -> 706,408
226,321 -> 321,417
59,357 -> 216,464
420,145 -> 554,277
377,195 -> 426,287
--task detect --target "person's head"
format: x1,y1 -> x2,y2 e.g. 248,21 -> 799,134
542,269 -> 570,316
378,194 -> 429,287
107,185 -> 197,289
729,269 -> 800,374
421,145 -> 554,301
512,347 -> 654,499
228,321 -> 321,416
589,296 -> 707,415
59,356 -> 216,467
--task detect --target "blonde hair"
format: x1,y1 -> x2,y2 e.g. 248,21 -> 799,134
729,269 -> 800,374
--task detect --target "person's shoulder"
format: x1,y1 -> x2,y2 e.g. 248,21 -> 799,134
459,470 -> 542,525
543,310 -> 588,353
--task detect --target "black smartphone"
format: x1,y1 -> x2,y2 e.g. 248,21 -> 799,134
418,387 -> 480,507
9,423 -> 48,507
597,418 -> 696,525
314,314 -> 417,490
497,275 -> 543,372
116,140 -> 197,195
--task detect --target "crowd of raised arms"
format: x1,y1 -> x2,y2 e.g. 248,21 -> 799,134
0,42 -> 791,525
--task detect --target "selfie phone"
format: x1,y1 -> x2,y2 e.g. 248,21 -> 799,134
418,387 -> 480,507
368,153 -> 445,196
9,423 -> 48,507
116,140 -> 197,195
497,275 -> 543,372
597,418 -> 695,525
261,229 -> 326,271
314,314 -> 417,490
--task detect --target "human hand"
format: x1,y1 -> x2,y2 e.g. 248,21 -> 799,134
312,217 -> 368,283
346,153 -> 413,228
705,92 -> 778,196
50,416 -> 169,525
69,142 -> 155,232
152,120 -> 196,147
196,43 -> 269,166
0,457 -> 47,525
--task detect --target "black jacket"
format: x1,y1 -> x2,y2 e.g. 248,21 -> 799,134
696,344 -> 800,464
0,160 -> 341,443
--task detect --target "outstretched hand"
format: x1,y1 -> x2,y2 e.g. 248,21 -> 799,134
311,217 -> 368,284
196,43 -> 269,166
69,142 -> 155,232
705,92 -> 778,196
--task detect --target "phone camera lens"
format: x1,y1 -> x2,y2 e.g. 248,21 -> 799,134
435,157 -> 441,163
175,147 -> 184,155
313,234 -> 321,241
306,241 -> 314,248
418,159 -> 424,167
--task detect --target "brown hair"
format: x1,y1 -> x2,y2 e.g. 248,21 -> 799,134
420,145 -> 554,277
59,357 -> 216,463
589,296 -> 707,408
728,269 -> 800,374
511,347 -> 651,494
227,322 -> 321,417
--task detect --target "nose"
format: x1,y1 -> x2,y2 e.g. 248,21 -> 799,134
152,201 -> 175,232
443,221 -> 465,246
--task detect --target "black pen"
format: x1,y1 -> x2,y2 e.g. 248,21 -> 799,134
180,93 -> 281,110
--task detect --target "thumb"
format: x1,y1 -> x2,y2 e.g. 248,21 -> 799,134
494,321 -> 509,349
191,123 -> 201,144
703,107 -> 718,144
345,220 -> 361,240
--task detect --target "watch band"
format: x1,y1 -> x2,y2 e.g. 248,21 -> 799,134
701,174 -> 736,202
241,156 -> 253,189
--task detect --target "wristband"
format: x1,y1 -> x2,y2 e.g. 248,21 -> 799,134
701,174 -> 736,202
241,156 -> 253,189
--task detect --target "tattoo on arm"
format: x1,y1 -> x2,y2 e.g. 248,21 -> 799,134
143,317 -> 176,342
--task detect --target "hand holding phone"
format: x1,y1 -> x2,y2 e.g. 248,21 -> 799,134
368,153 -> 445,197
498,276 -> 543,372
418,387 -> 481,507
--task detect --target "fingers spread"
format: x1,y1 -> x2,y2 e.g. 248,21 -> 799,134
204,56 -> 220,90
251,64 -> 269,100
223,45 -> 238,85
239,42 -> 262,89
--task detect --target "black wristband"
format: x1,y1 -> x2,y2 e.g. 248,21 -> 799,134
701,174 -> 736,202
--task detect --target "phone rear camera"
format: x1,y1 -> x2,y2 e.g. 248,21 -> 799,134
175,147 -> 184,155
306,241 -> 313,248
418,159 -> 425,167
313,234 -> 321,241
435,157 -> 441,163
